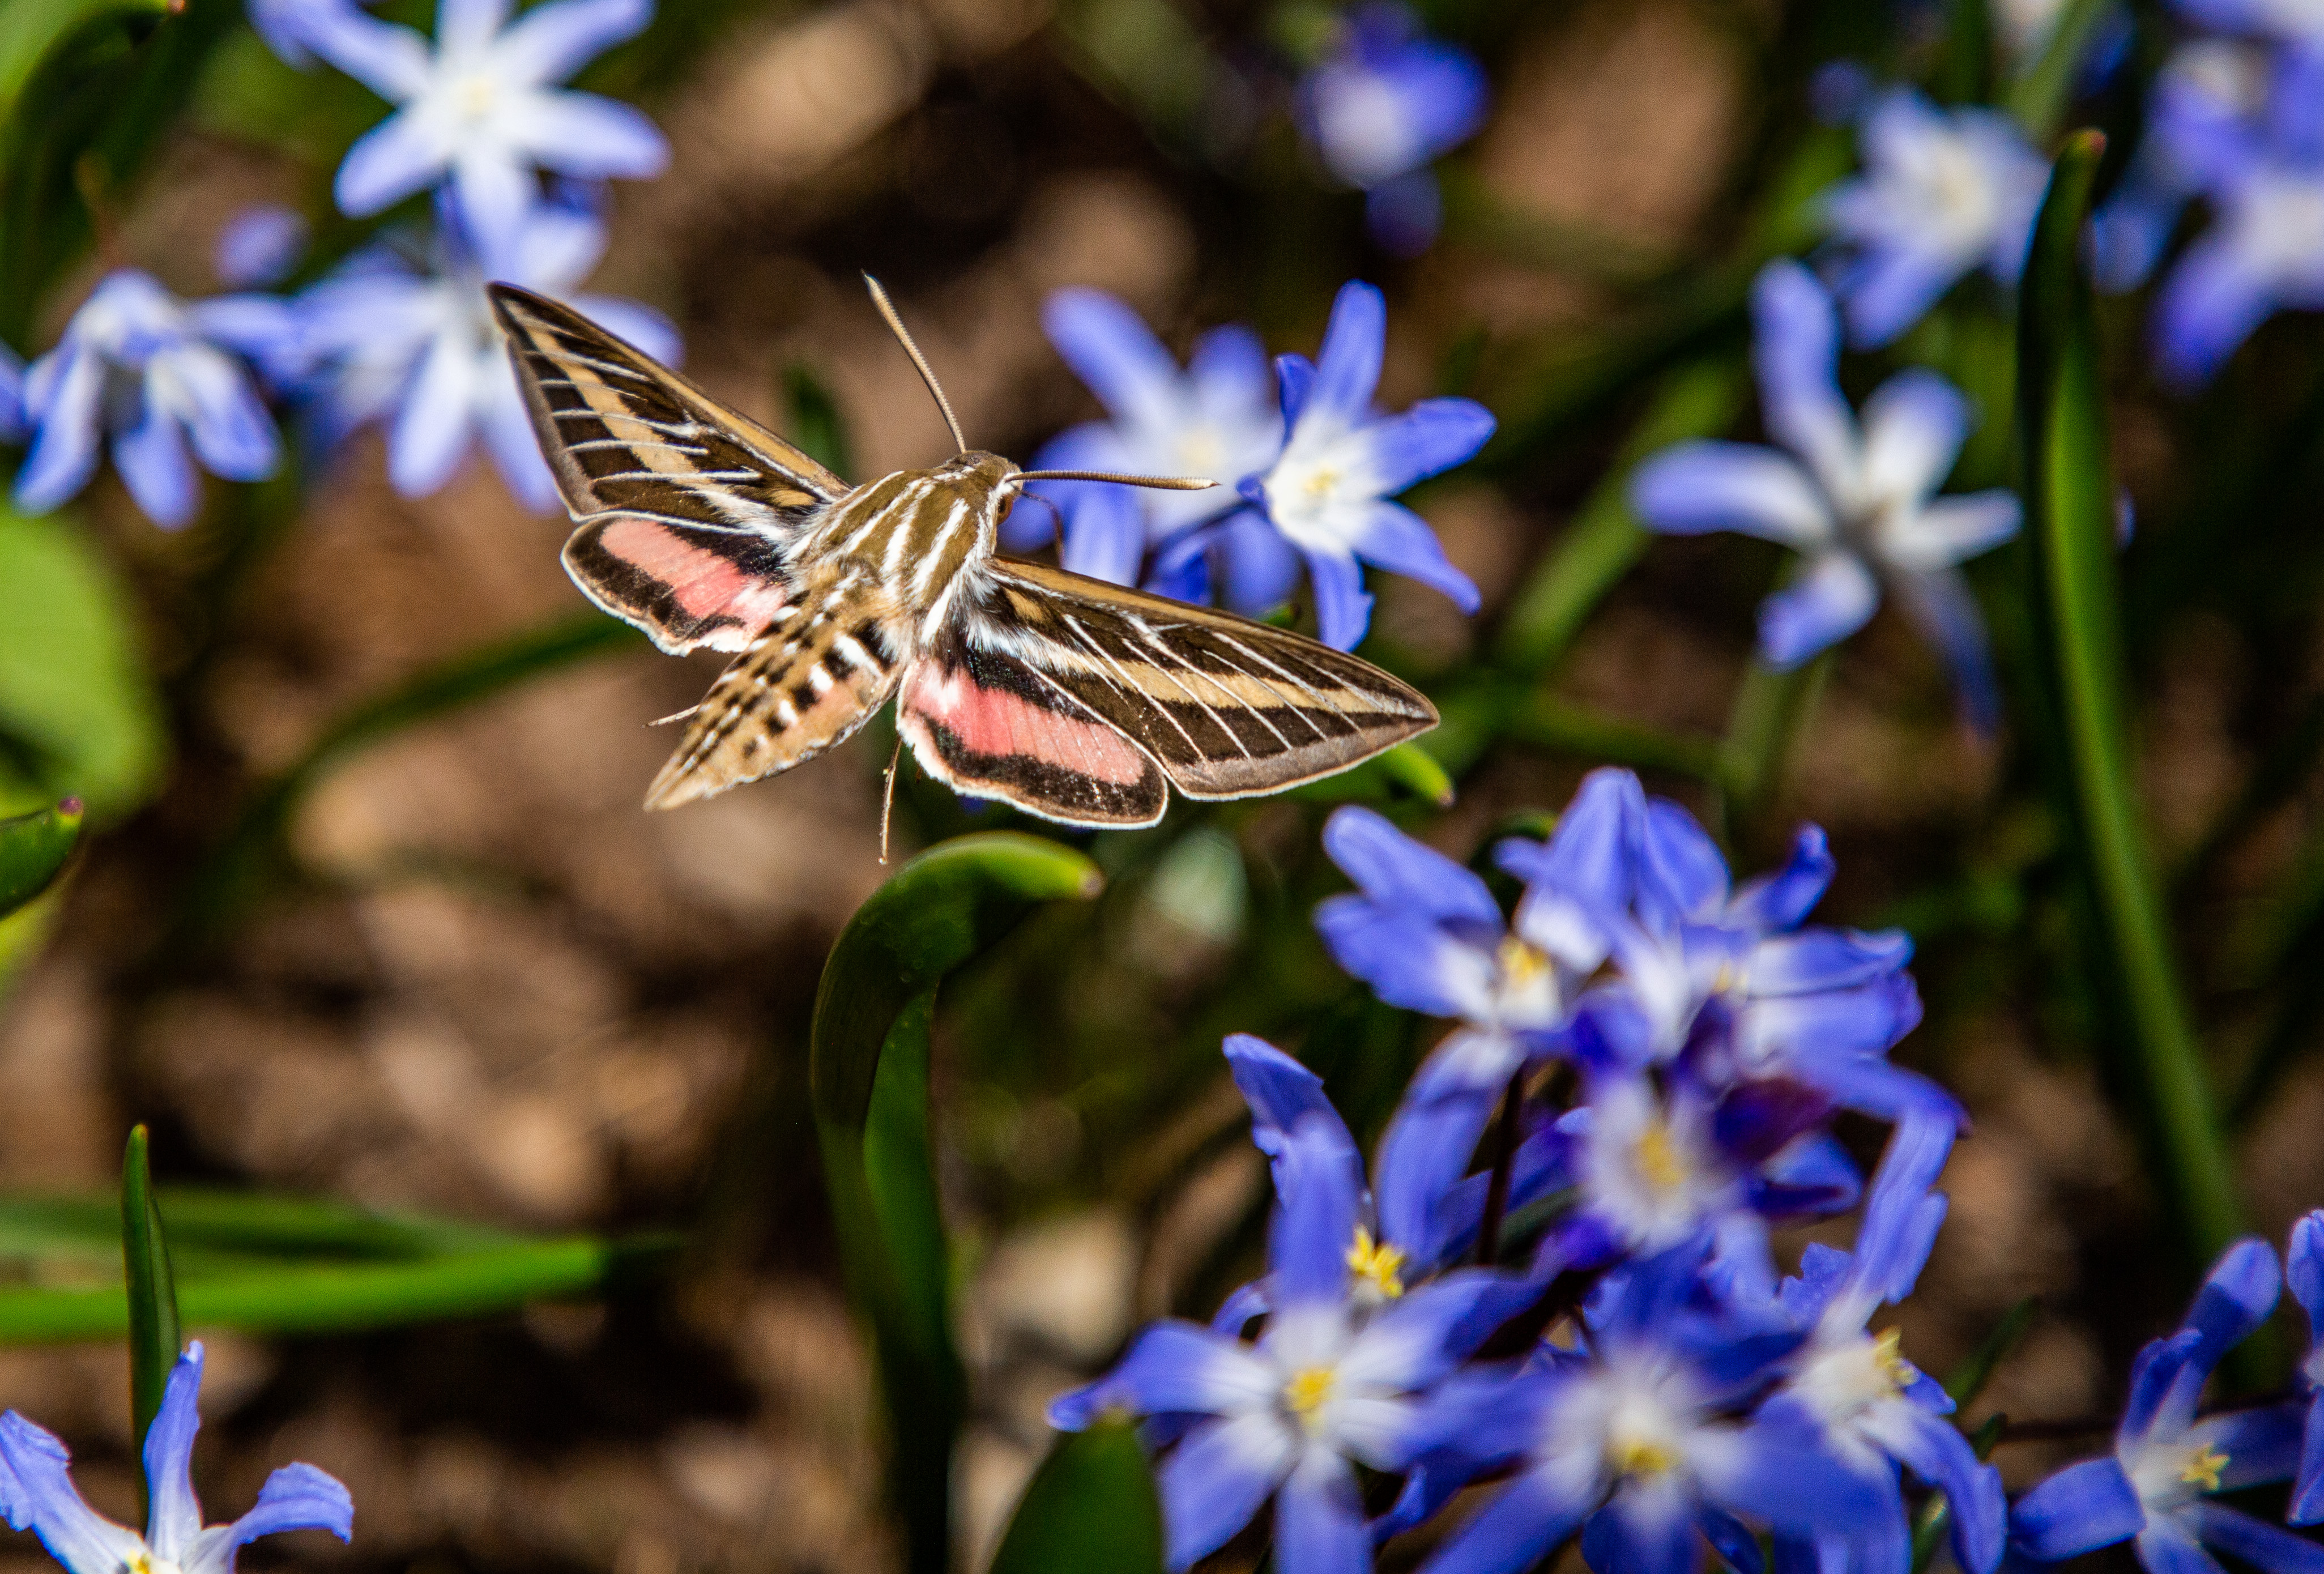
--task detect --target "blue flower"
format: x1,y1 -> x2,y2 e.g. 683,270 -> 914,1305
2090,43 -> 2269,294
1820,88 -> 2049,347
1014,289 -> 1283,596
2286,1210 -> 2324,1524
2174,0 -> 2324,46
1759,1116 -> 2005,1574
0,1342 -> 352,1574
297,0 -> 667,259
249,0 -> 379,69
2147,46 -> 2324,387
1630,261 -> 2020,725
215,206 -> 310,290
2010,1238 -> 2313,1574
14,269 -> 295,530
1241,280 -> 1493,651
0,345 -> 24,445
1295,4 -> 1490,255
293,193 -> 676,509
1409,1242 -> 1887,1574
1051,1114 -> 1518,1573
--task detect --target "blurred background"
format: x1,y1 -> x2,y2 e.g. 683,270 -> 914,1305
3,0 -> 2323,1570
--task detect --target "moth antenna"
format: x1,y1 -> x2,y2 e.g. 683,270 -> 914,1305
863,274 -> 967,455
1017,470 -> 1218,491
647,705 -> 701,727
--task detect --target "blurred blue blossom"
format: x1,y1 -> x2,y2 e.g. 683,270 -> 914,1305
1408,1242 -> 1886,1574
1241,280 -> 1491,650
293,194 -> 676,509
215,206 -> 310,289
295,0 -> 667,260
1760,1116 -> 2005,1574
2288,1210 -> 2324,1523
0,1342 -> 352,1574
1295,3 -> 1490,254
1051,1108 -> 1518,1573
14,268 -> 296,529
1013,288 -> 1283,596
2176,0 -> 2324,45
2010,1238 -> 2312,1574
1820,88 -> 2048,347
2090,42 -> 2268,295
0,346 -> 24,445
1630,261 -> 2020,725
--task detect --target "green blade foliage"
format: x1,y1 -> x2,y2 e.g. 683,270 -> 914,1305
2015,131 -> 2247,1269
809,833 -> 1102,1574
120,1125 -> 181,1491
988,1419 -> 1166,1574
0,1234 -> 677,1343
0,1188 -> 519,1267
0,798 -> 82,918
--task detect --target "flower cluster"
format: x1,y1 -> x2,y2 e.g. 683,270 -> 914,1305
4,0 -> 673,529
1014,279 -> 1494,651
1052,769 -> 1985,1573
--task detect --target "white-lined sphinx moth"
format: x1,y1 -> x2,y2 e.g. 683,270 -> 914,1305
489,277 -> 1438,832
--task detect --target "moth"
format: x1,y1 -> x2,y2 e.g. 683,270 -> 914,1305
489,276 -> 1438,834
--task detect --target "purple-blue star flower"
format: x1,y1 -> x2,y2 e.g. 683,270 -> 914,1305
1240,280 -> 1492,651
2148,45 -> 2324,387
14,269 -> 295,530
2174,0 -> 2324,46
293,191 -> 676,509
1295,3 -> 1489,255
2010,1238 -> 2313,1574
1631,261 -> 2020,726
1819,88 -> 2049,347
2285,1210 -> 2324,1523
1050,1114 -> 1520,1574
0,1342 -> 352,1574
1759,1115 -> 2005,1574
297,0 -> 667,260
1013,289 -> 1286,600
2090,42 -> 2269,295
1407,1241 -> 1887,1574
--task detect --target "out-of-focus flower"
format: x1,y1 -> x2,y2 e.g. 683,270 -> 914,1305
2176,0 -> 2324,46
14,269 -> 295,529
1051,1115 -> 1514,1573
2091,42 -> 2272,293
1760,1116 -> 2006,1574
1820,88 -> 2049,346
0,345 -> 24,445
1408,1242 -> 1886,1574
215,206 -> 311,289
293,193 -> 676,509
2287,1210 -> 2324,1522
1630,261 -> 2020,724
1242,280 -> 1491,650
249,0 -> 372,67
2148,46 -> 2324,386
1014,288 -> 1282,594
2010,1238 -> 2312,1574
0,1343 -> 353,1574
1296,3 -> 1489,254
299,0 -> 667,259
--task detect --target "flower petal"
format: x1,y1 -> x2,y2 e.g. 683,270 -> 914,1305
1631,442 -> 1835,548
13,345 -> 105,515
143,1345 -> 207,1561
2294,1397 -> 2324,1526
1859,370 -> 1970,506
183,1464 -> 353,1574
388,329 -> 484,497
1322,804 -> 1499,925
2137,1518 -> 2229,1574
1750,261 -> 1859,497
1879,492 -> 2020,574
0,1413 -> 150,1574
1871,1401 -> 2002,1574
1275,1450 -> 1370,1574
511,91 -> 671,180
1364,398 -> 1495,495
1306,546 -> 1374,651
1307,281 -> 1386,429
1048,1321 -> 1276,1428
2184,1503 -> 2324,1574
1042,288 -> 1180,430
1728,827 -> 1835,933
1885,567 -> 2001,731
2010,1457 -> 2144,1560
1158,1413 -> 1297,1571
1749,929 -> 1911,996
299,6 -> 432,99
113,396 -> 200,528
334,108 -> 450,217
1417,1456 -> 1600,1574
1758,552 -> 1880,668
2154,233 -> 2278,390
491,0 -> 651,83
1272,1116 -> 1364,1306
1376,1076 -> 1503,1260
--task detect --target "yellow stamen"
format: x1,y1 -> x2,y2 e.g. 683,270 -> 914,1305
1283,1367 -> 1336,1431
1870,1328 -> 1918,1392
1610,1435 -> 1679,1479
2180,1444 -> 2228,1492
1632,1119 -> 1687,1195
1346,1227 -> 1407,1300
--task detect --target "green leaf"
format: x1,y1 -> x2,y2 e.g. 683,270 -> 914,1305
2016,131 -> 2248,1269
0,798 -> 82,917
177,613 -> 639,943
1943,1295 -> 2037,1407
0,1187 -> 518,1268
120,1125 -> 180,1496
2006,0 -> 2113,140
988,1420 -> 1165,1574
0,1234 -> 677,1343
0,509 -> 167,818
810,833 -> 1102,1574
0,0 -> 164,120
1495,359 -> 1747,676
1717,651 -> 1831,837
784,363 -> 856,480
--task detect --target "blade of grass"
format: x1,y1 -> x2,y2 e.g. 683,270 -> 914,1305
2016,130 -> 2247,1269
121,1124 -> 179,1515
0,797 -> 81,917
988,1419 -> 1165,1574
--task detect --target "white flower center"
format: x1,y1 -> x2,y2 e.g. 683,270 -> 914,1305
1790,1327 -> 1919,1424
2126,1432 -> 2232,1513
